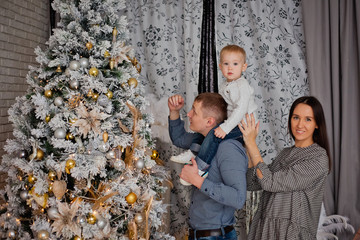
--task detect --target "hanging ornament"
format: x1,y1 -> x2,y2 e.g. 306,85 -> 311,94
48,170 -> 56,181
79,58 -> 89,68
104,50 -> 110,58
7,229 -> 16,239
65,68 -> 71,76
105,90 -> 113,99
74,236 -> 83,240
96,217 -> 107,230
53,180 -> 67,200
113,160 -> 125,170
45,114 -> 51,123
48,182 -> 53,193
89,67 -> 99,76
30,189 -> 48,208
125,192 -> 137,204
106,150 -> 115,159
69,118 -> 77,124
86,42 -> 93,50
65,159 -> 76,174
103,132 -> 108,143
37,229 -> 50,240
112,27 -> 118,42
44,90 -> 53,98
69,79 -> 79,90
134,213 -> 144,224
92,93 -> 99,101
69,60 -> 80,71
47,207 -> 59,220
98,142 -> 109,153
66,132 -> 75,140
87,89 -> 94,98
135,159 -> 144,169
87,214 -> 97,224
19,150 -> 28,159
35,148 -> 45,160
54,128 -> 66,139
20,190 -> 29,200
55,65 -> 62,73
67,94 -> 83,108
109,58 -> 115,70
151,150 -> 159,160
76,216 -> 87,226
97,95 -> 109,107
127,78 -> 138,88
54,96 -> 64,107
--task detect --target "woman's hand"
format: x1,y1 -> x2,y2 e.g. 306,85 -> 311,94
238,113 -> 259,145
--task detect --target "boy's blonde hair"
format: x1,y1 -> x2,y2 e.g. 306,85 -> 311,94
220,45 -> 247,63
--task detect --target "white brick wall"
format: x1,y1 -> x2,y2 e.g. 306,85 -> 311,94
0,0 -> 50,189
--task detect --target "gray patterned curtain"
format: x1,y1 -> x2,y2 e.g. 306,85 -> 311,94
198,0 -> 218,94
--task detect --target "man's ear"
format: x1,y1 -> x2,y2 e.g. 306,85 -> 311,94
207,117 -> 216,127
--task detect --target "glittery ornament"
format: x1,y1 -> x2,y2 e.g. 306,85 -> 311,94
104,50 -> 110,58
44,90 -> 53,98
54,96 -> 63,106
87,214 -> 97,224
97,94 -> 109,107
35,149 -> 45,160
86,42 -> 93,50
134,213 -> 143,224
127,78 -> 138,88
37,229 -> 50,239
98,142 -> 109,153
113,160 -> 125,170
28,175 -> 37,184
125,192 -> 137,204
105,90 -> 113,99
106,150 -> 115,159
89,67 -> 99,76
69,60 -> 80,70
48,171 -> 56,181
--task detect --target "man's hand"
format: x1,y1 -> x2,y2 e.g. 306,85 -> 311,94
168,95 -> 185,120
214,126 -> 226,139
180,158 -> 204,189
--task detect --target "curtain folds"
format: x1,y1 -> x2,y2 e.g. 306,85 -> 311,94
302,0 -> 360,238
198,0 -> 218,94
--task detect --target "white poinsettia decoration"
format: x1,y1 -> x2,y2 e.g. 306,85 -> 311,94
51,199 -> 81,237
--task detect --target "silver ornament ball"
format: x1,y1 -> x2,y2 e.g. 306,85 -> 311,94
20,190 -> 29,200
134,213 -> 144,223
96,217 -> 107,230
54,128 -> 66,139
106,150 -> 115,159
135,159 -> 145,169
19,150 -> 28,158
37,229 -> 50,240
65,68 -> 71,76
97,95 -> 109,107
79,58 -> 89,68
98,142 -> 109,153
113,160 -> 125,170
77,215 -> 87,226
69,60 -> 80,70
69,79 -> 79,89
54,96 -> 63,107
47,207 -> 59,220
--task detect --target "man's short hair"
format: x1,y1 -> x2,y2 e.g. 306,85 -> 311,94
194,92 -> 227,125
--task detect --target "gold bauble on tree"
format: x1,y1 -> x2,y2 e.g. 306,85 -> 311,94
87,214 -> 97,224
87,89 -> 94,98
125,192 -> 137,204
127,78 -> 138,88
44,90 -> 53,98
45,115 -> 51,123
92,93 -> 99,101
105,90 -> 113,99
89,67 -> 99,76
66,132 -> 74,140
48,182 -> 54,193
35,149 -> 45,160
86,42 -> 93,50
28,175 -> 37,184
69,118 -> 77,124
48,171 -> 56,181
109,58 -> 115,70
104,50 -> 110,58
151,150 -> 159,160
65,159 -> 76,174
74,236 -> 83,240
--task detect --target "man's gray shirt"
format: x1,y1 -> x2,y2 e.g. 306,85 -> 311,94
169,117 -> 248,230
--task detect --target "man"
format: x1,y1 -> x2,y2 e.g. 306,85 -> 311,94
168,93 -> 248,240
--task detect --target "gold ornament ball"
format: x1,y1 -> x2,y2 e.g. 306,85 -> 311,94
151,150 -> 159,160
28,175 -> 37,184
36,149 -> 45,160
86,42 -> 93,50
127,78 -> 138,88
89,67 -> 99,77
74,236 -> 83,240
48,171 -> 56,181
37,229 -> 49,240
66,159 -> 76,170
44,90 -> 53,98
69,118 -> 77,124
105,90 -> 113,99
45,115 -> 51,123
48,182 -> 53,193
66,132 -> 75,140
87,214 -> 97,224
92,93 -> 99,101
104,50 -> 110,58
125,192 -> 137,204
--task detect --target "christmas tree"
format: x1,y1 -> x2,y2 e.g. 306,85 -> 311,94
0,0 -> 173,239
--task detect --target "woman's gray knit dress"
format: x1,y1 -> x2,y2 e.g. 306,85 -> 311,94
247,143 -> 329,240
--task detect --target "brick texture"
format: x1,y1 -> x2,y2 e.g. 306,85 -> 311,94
0,0 -> 50,191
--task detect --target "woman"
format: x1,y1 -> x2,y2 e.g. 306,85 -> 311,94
239,96 -> 331,239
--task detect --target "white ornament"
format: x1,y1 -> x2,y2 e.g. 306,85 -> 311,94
65,68 -> 71,76
37,229 -> 50,240
54,128 -> 66,139
114,160 -> 125,170
135,159 -> 145,169
54,97 -> 63,106
79,58 -> 89,68
77,215 -> 87,226
20,190 -> 29,200
98,142 -> 109,152
134,213 -> 143,223
47,207 -> 59,220
69,60 -> 80,70
7,229 -> 16,239
97,95 -> 109,107
69,79 -> 79,89
96,217 -> 107,230
106,150 -> 115,159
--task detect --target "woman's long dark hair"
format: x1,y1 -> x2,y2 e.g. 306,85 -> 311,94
288,96 -> 331,172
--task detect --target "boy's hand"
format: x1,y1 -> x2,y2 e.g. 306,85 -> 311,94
214,127 -> 226,139
168,95 -> 184,120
